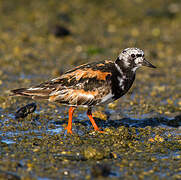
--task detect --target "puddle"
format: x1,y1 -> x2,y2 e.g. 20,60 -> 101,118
1,139 -> 16,145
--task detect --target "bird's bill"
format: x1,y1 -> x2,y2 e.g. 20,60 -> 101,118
142,58 -> 156,68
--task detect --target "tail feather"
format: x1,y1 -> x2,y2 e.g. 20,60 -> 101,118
10,87 -> 51,100
10,88 -> 31,97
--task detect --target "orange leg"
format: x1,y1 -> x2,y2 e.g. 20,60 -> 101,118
65,107 -> 75,134
87,108 -> 104,133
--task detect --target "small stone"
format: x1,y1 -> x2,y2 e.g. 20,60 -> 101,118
152,28 -> 160,37
15,103 -> 37,119
84,146 -> 104,160
154,135 -> 164,142
131,28 -> 139,37
64,171 -> 69,175
51,25 -> 70,37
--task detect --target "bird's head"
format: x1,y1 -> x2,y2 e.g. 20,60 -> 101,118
115,47 -> 156,72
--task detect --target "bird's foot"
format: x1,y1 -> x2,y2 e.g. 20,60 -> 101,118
65,126 -> 72,134
94,128 -> 104,133
97,130 -> 104,133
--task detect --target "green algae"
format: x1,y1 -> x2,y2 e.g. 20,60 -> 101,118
0,0 -> 181,179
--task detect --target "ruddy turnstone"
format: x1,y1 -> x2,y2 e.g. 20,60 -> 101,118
11,47 -> 156,134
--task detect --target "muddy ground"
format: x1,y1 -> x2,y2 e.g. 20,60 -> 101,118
0,0 -> 181,179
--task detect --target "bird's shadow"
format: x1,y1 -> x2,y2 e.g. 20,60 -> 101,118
73,114 -> 181,129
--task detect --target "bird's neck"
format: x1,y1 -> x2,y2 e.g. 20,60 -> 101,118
115,58 -> 136,75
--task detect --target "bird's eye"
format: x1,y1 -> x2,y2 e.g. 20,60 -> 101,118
136,54 -> 142,57
131,54 -> 135,58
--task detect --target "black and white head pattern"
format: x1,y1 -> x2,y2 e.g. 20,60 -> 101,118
117,47 -> 145,72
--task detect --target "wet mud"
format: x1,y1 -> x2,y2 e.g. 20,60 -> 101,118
0,0 -> 181,179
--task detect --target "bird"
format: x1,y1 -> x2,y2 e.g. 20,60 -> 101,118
10,47 -> 156,134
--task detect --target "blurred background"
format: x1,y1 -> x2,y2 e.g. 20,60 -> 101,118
0,0 -> 181,179
0,0 -> 181,77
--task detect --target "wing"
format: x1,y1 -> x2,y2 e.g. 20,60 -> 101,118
11,60 -> 115,106
49,60 -> 114,106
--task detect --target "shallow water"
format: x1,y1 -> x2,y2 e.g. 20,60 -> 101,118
0,0 -> 181,179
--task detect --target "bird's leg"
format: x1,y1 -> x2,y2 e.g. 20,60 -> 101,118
65,107 -> 75,134
87,108 -> 104,133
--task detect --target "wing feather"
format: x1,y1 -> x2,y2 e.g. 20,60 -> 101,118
49,88 -> 101,106
11,60 -> 114,106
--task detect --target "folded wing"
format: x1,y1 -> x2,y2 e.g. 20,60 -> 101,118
11,61 -> 113,106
